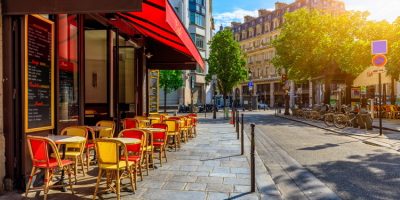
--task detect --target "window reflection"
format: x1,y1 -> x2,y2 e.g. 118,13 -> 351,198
58,14 -> 79,122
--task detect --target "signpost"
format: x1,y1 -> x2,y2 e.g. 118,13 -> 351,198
372,40 -> 387,136
248,81 -> 253,90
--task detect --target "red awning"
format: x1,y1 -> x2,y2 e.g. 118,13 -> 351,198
117,0 -> 205,70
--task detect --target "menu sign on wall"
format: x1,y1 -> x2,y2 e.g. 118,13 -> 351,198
25,15 -> 55,132
149,70 -> 159,113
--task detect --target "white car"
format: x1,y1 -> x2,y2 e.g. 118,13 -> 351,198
258,103 -> 268,109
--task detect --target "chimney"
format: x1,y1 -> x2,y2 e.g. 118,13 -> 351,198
275,2 -> 288,10
244,15 -> 255,23
258,9 -> 271,17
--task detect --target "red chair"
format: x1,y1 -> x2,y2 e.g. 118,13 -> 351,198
25,135 -> 75,200
150,123 -> 168,166
123,118 -> 140,129
118,129 -> 146,186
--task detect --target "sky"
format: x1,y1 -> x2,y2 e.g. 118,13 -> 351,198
213,0 -> 400,28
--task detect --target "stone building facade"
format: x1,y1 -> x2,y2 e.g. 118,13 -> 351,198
231,0 -> 345,108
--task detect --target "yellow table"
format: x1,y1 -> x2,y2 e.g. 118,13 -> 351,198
110,138 -> 141,145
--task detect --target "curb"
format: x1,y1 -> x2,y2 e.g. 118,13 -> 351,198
241,128 -> 282,200
276,114 -> 399,151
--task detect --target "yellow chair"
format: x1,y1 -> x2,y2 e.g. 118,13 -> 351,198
134,116 -> 149,128
164,119 -> 180,151
184,117 -> 194,138
59,127 -> 88,183
96,120 -> 115,138
179,117 -> 189,143
149,113 -> 161,124
93,139 -> 135,200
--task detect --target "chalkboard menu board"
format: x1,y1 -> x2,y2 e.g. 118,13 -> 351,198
25,15 -> 55,132
148,70 -> 159,113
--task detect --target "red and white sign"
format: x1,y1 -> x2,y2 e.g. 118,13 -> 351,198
372,54 -> 387,67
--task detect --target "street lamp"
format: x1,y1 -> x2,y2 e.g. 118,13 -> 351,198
249,70 -> 253,111
212,75 -> 217,119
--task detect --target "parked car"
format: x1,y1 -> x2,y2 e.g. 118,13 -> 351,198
258,103 -> 269,110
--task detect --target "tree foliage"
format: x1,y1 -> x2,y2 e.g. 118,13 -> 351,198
159,70 -> 183,94
387,17 -> 400,80
206,29 -> 248,102
272,9 -> 374,81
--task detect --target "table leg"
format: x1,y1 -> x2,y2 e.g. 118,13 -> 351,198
56,144 -> 68,192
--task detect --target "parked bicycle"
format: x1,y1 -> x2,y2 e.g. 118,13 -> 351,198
333,105 -> 359,129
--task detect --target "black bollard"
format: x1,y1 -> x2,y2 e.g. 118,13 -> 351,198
236,111 -> 239,139
241,114 -> 244,155
250,123 -> 255,192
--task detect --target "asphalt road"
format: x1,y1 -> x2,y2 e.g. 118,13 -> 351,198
244,111 -> 400,200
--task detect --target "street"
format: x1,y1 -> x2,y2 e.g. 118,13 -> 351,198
244,111 -> 400,200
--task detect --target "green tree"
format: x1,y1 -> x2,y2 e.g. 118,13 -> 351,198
272,9 -> 371,104
385,19 -> 400,80
159,70 -> 183,113
206,28 -> 248,116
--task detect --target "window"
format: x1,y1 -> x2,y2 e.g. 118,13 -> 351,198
191,34 -> 205,49
249,28 -> 254,37
57,14 -> 79,124
264,23 -> 270,33
241,31 -> 247,40
256,25 -> 262,35
189,0 -> 206,27
190,12 -> 205,27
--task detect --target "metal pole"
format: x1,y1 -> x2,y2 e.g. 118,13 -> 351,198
213,82 -> 216,119
379,73 -> 383,136
250,90 -> 253,111
236,111 -> 239,139
250,123 -> 255,192
241,113 -> 244,155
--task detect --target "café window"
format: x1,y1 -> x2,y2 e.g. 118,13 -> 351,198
57,14 -> 79,122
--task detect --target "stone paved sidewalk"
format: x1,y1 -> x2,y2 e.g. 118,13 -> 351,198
0,116 -> 260,200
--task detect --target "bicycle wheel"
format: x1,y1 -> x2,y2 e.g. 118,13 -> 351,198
324,113 -> 334,127
334,114 -> 347,129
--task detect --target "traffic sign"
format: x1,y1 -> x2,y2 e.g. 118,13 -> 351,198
372,40 -> 387,55
248,81 -> 253,87
372,54 -> 387,67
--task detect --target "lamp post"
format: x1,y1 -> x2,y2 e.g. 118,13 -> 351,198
212,75 -> 217,119
249,70 -> 253,111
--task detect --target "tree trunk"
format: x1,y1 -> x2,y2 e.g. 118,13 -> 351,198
345,77 -> 352,105
164,87 -> 167,113
324,77 -> 331,105
223,94 -> 227,119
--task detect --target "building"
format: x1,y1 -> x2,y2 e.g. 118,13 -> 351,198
231,0 -> 345,109
0,0 -> 204,190
165,0 -> 214,110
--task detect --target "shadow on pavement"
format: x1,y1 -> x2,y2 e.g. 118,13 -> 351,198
226,192 -> 254,200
